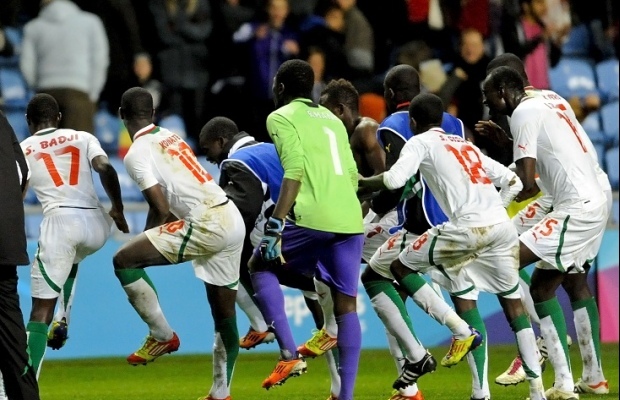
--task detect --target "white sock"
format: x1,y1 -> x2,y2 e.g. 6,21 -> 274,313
209,331 -> 232,399
325,349 -> 341,396
236,284 -> 267,332
519,278 -> 540,326
371,293 -> 427,362
515,326 -> 542,380
123,278 -> 173,341
0,370 -> 6,400
466,344 -> 489,399
411,284 -> 471,339
386,329 -> 418,396
573,306 -> 606,383
314,279 -> 337,337
539,315 -> 574,393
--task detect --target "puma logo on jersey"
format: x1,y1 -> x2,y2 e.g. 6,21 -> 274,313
385,143 -> 391,153
518,144 -> 528,151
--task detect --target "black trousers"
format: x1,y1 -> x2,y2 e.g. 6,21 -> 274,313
0,265 -> 39,400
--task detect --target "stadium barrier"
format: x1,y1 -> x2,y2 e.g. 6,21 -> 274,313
17,228 -> 618,360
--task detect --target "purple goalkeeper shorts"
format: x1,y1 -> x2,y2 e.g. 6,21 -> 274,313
254,223 -> 364,297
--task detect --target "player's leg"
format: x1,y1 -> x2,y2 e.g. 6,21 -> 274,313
46,263 -> 77,351
562,267 -> 608,394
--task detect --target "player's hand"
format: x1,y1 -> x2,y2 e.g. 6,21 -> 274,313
109,208 -> 130,233
260,217 -> 284,263
475,120 -> 512,146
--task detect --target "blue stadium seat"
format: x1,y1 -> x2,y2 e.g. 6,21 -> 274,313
159,114 -> 187,138
198,157 -> 220,183
108,156 -> 144,202
562,24 -> 591,58
595,59 -> 619,103
580,111 -> 606,145
601,101 -> 619,145
128,211 -> 148,234
549,58 -> 598,100
594,144 -> 606,170
605,147 -> 619,189
25,214 -> 43,240
4,109 -> 29,142
0,27 -> 22,67
24,187 -> 38,205
94,108 -> 120,154
0,67 -> 30,108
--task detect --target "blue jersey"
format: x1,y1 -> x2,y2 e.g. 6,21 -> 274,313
377,110 -> 465,231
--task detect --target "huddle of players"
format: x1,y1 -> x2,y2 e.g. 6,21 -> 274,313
6,52 -> 610,400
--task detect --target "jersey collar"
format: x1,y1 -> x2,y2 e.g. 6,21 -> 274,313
34,127 -> 57,136
133,124 -> 160,140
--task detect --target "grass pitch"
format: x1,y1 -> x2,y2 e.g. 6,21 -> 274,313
39,344 -> 618,399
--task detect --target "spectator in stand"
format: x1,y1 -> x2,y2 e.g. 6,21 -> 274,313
150,0 -> 212,141
20,0 -> 109,133
500,0 -> 562,90
569,0 -> 618,61
457,0 -> 489,38
307,47 -> 327,102
233,0 -> 299,142
336,0 -> 374,78
75,0 -> 153,114
404,0 -> 460,62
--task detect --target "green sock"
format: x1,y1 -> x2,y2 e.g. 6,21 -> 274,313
398,273 -> 428,296
115,268 -> 157,292
215,316 -> 239,386
27,321 -> 49,375
535,298 -> 571,370
459,308 -> 487,388
519,269 -> 532,285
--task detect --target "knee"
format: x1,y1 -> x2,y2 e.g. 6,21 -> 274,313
561,276 -> 591,302
389,259 -> 409,282
112,250 -> 129,270
529,281 -> 552,303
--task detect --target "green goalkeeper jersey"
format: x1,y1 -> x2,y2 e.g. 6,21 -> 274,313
267,98 -> 363,234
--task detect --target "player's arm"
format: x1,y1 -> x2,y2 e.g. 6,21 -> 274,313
481,154 -> 523,207
267,113 -> 303,221
359,140 -> 423,192
359,119 -> 386,175
91,155 -> 129,233
219,160 -> 265,233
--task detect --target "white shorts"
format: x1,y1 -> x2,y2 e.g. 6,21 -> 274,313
520,199 -> 608,273
368,229 -> 481,300
145,201 -> 245,288
398,220 -> 521,299
513,195 -> 553,235
31,207 -> 112,299
363,209 -> 399,262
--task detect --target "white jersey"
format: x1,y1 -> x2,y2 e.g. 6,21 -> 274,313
511,97 -> 606,211
526,87 -> 611,193
383,128 -> 510,227
124,124 -> 228,219
21,128 -> 105,215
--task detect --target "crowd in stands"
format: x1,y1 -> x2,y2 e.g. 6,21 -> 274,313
0,0 -> 619,228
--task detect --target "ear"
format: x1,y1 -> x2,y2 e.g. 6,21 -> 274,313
277,82 -> 285,97
118,107 -> 124,119
57,112 -> 62,123
388,88 -> 395,100
336,103 -> 346,117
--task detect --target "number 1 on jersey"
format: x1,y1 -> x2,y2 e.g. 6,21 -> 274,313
445,144 -> 491,184
323,127 -> 343,175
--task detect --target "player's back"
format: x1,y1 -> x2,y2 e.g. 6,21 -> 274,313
21,128 -> 103,214
511,98 -> 605,210
412,129 -> 508,227
124,126 -> 228,219
269,99 -> 362,234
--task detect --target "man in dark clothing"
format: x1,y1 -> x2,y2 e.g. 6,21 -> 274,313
0,111 -> 40,399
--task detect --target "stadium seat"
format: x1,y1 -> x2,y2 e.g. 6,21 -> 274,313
600,101 -> 619,145
159,114 -> 187,138
580,111 -> 606,145
25,214 -> 43,240
24,187 -> 38,205
605,147 -> 619,189
4,109 -> 29,142
595,58 -> 619,103
0,27 -> 22,67
594,143 -> 606,170
0,67 -> 30,108
94,108 -> 121,154
561,24 -> 591,58
549,58 -> 598,100
108,156 -> 144,202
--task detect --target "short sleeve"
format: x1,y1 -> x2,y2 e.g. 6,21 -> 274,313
85,133 -> 108,161
383,137 -> 426,190
124,147 -> 159,190
511,108 -> 538,162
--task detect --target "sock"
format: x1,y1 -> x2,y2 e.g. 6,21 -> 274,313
115,269 -> 173,341
26,321 -> 48,378
518,276 -> 540,326
251,271 -> 297,359
325,349 -> 341,397
511,313 -> 542,379
385,329 -> 418,397
365,280 -> 426,362
55,263 -> 78,324
236,282 -> 268,332
0,371 -> 5,400
402,274 -> 471,339
459,308 -> 489,399
572,297 -> 605,383
336,312 -> 361,400
314,278 -> 337,337
210,317 -> 239,399
535,298 -> 573,392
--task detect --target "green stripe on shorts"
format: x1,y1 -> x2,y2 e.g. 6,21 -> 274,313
177,223 -> 194,263
451,285 -> 476,297
36,248 -> 61,293
555,216 -> 570,272
400,232 -> 408,252
497,283 -> 520,297
428,233 -> 439,266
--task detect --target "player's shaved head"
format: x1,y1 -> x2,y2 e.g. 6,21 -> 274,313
321,79 -> 359,112
487,53 -> 528,83
120,87 -> 154,120
409,93 -> 444,129
200,116 -> 239,142
274,59 -> 314,104
26,93 -> 60,126
485,66 -> 525,93
384,64 -> 421,109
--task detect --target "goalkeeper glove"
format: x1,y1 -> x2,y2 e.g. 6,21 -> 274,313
260,217 -> 285,263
